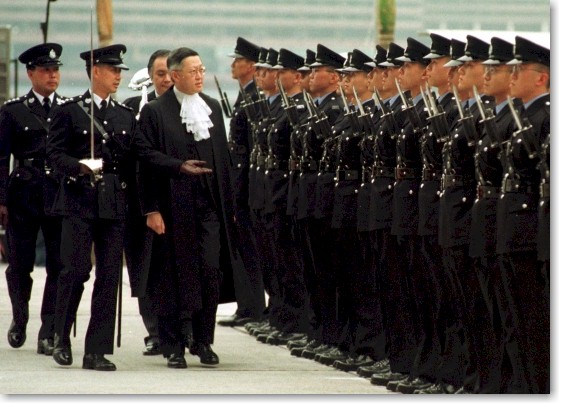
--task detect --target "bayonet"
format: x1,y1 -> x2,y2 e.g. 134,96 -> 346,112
507,95 -> 523,131
214,75 -> 232,118
420,85 -> 433,118
452,84 -> 466,121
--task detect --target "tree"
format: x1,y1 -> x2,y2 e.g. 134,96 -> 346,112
376,0 -> 396,48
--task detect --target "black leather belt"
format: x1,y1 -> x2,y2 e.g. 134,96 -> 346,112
228,142 -> 247,155
266,157 -> 288,171
422,168 -> 441,181
477,185 -> 500,199
300,158 -> 318,172
395,167 -> 421,180
540,183 -> 550,198
17,158 -> 45,169
442,174 -> 474,189
502,178 -> 537,194
336,169 -> 359,181
288,158 -> 301,171
372,166 -> 395,178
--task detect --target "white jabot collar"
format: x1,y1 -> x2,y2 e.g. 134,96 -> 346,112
174,87 -> 213,141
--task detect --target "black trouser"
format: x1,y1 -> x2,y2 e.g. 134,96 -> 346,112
232,205 -> 266,320
297,217 -> 322,341
6,210 -> 62,340
499,251 -> 549,393
442,244 -> 483,391
158,208 -> 222,357
344,229 -> 386,360
307,217 -> 340,345
388,234 -> 421,375
54,216 -> 124,355
473,255 -> 505,393
253,208 -> 283,329
265,209 -> 309,334
410,234 -> 444,382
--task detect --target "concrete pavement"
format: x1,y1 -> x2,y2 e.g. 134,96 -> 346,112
0,263 -> 392,395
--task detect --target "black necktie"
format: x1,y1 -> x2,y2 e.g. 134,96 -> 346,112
42,97 -> 50,115
100,100 -> 107,116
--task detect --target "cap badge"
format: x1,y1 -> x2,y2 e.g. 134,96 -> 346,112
49,49 -> 56,59
120,50 -> 124,59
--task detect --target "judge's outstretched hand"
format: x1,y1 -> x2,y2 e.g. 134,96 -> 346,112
179,160 -> 212,175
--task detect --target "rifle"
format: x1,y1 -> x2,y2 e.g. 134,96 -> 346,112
214,75 -> 232,118
452,84 -> 480,147
472,85 -> 499,147
304,90 -> 332,139
507,96 -> 538,159
352,86 -> 376,136
276,78 -> 300,128
372,87 -> 398,137
395,78 -> 423,131
339,84 -> 361,134
422,83 -> 450,140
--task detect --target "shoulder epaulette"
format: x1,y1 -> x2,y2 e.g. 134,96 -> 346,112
3,95 -> 25,106
56,96 -> 77,106
113,100 -> 134,112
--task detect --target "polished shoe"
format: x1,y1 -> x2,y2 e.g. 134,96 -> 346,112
37,338 -> 55,356
370,371 -> 408,387
334,354 -> 374,372
287,336 -> 309,350
257,329 -> 278,343
386,376 -> 406,392
317,348 -> 348,366
416,382 -> 458,394
454,386 -> 471,394
142,339 -> 161,356
290,339 -> 322,357
189,344 -> 219,365
266,332 -> 305,346
53,341 -> 73,366
7,321 -> 26,348
167,353 -> 187,369
357,359 -> 390,378
306,344 -> 332,360
217,313 -> 254,327
82,353 -> 116,371
397,377 -> 433,394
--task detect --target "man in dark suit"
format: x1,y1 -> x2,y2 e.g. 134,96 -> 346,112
134,47 -> 237,369
497,36 -> 550,393
216,37 -> 266,328
122,49 -> 172,356
47,44 -> 136,371
0,43 -> 66,355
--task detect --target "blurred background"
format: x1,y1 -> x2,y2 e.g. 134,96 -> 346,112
0,0 -> 550,105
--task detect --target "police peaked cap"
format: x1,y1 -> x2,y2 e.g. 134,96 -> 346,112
443,38 -> 467,67
340,49 -> 373,73
396,37 -> 431,65
273,48 -> 305,71
424,33 -> 451,59
457,35 -> 489,62
507,36 -> 550,67
19,43 -> 63,68
254,47 -> 268,67
366,45 -> 388,68
379,42 -> 405,67
80,44 -> 129,70
483,37 -> 514,65
298,49 -> 316,71
309,44 -> 346,69
255,47 -> 278,68
228,37 -> 260,62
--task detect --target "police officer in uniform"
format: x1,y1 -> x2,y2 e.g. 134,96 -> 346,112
217,37 -> 266,327
48,44 -> 136,371
0,43 -> 66,355
291,44 -> 345,361
498,36 -> 550,393
122,49 -> 172,356
261,48 -> 311,345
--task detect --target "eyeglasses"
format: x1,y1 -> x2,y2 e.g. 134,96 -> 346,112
179,66 -> 206,77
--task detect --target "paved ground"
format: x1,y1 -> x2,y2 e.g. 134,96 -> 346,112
0,263 -> 392,396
